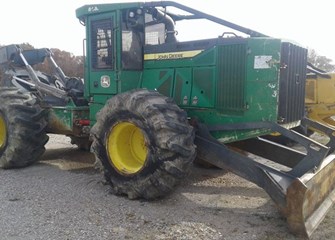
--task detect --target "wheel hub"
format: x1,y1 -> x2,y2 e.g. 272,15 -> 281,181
107,122 -> 148,175
0,114 -> 7,150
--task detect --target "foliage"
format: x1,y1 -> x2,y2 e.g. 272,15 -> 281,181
17,43 -> 84,78
20,43 -> 35,50
51,49 -> 84,78
308,48 -> 335,72
34,48 -> 84,78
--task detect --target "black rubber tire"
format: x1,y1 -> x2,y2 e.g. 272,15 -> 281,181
0,87 -> 49,168
90,89 -> 196,200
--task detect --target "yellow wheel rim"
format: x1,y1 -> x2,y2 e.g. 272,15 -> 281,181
107,122 -> 148,175
0,114 -> 7,150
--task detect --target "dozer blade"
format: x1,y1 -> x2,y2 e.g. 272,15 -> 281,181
284,153 -> 335,237
193,120 -> 335,238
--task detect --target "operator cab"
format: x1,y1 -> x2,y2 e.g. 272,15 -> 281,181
90,6 -> 179,71
77,2 -> 264,97
78,2 -> 264,73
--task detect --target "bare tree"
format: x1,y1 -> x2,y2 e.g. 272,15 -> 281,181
308,48 -> 335,72
50,48 -> 84,78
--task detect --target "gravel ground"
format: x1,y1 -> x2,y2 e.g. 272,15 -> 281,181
0,134 -> 334,240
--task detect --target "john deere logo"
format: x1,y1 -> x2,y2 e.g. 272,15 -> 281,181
144,50 -> 204,61
101,75 -> 110,88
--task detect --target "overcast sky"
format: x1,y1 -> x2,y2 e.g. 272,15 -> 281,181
1,0 -> 334,63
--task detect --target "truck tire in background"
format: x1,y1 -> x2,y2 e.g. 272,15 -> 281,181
91,89 -> 196,200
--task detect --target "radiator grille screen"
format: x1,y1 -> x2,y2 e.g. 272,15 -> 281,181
278,43 -> 307,123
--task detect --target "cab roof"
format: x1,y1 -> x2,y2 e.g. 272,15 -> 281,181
76,2 -> 144,21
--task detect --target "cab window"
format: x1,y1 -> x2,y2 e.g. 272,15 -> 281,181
91,19 -> 114,69
121,9 -> 144,70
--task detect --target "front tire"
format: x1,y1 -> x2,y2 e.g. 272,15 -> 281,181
91,89 -> 196,200
0,87 -> 49,168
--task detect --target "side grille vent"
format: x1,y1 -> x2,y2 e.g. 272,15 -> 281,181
217,44 -> 246,112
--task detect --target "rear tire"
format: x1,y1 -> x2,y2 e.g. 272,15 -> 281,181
0,87 -> 49,168
91,89 -> 196,200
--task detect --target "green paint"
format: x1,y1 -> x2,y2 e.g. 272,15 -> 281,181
74,3 -> 303,143
48,106 -> 89,135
